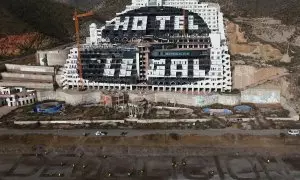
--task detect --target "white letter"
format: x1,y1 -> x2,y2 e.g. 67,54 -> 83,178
114,17 -> 130,30
132,16 -> 148,30
156,16 -> 170,30
188,15 -> 198,30
174,16 -> 184,30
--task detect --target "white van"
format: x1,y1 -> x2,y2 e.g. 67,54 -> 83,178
288,129 -> 299,136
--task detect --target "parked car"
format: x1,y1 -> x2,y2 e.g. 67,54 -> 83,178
95,131 -> 108,136
287,129 -> 299,136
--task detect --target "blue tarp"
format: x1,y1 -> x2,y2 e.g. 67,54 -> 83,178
34,103 -> 63,114
203,108 -> 233,115
234,105 -> 252,113
203,108 -> 210,113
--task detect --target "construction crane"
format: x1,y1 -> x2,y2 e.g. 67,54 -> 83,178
73,9 -> 94,91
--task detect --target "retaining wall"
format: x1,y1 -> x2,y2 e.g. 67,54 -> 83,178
37,89 -> 284,107
194,94 -> 219,106
0,81 -> 53,89
129,92 -> 211,107
14,118 -> 210,125
218,94 -> 241,106
125,118 -> 210,123
1,72 -> 53,82
37,90 -> 241,107
14,120 -> 124,125
37,90 -> 102,106
129,92 -> 240,107
5,64 -> 54,74
241,88 -> 281,104
226,118 -> 256,122
265,117 -> 299,121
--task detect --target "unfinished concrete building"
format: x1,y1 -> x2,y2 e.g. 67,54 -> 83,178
0,87 -> 37,107
100,92 -> 128,107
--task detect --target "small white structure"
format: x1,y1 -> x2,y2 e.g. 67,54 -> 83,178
241,88 -> 281,104
0,87 -> 37,107
36,48 -> 70,66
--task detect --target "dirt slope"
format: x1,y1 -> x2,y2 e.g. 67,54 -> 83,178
226,20 -> 283,62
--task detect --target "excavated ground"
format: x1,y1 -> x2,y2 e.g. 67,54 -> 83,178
228,16 -> 300,116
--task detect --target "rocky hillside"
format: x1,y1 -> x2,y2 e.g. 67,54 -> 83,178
0,33 -> 59,59
214,0 -> 300,26
0,0 -> 100,60
2,0 -> 299,63
54,0 -> 131,21
0,0 -> 77,40
54,0 -> 300,26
